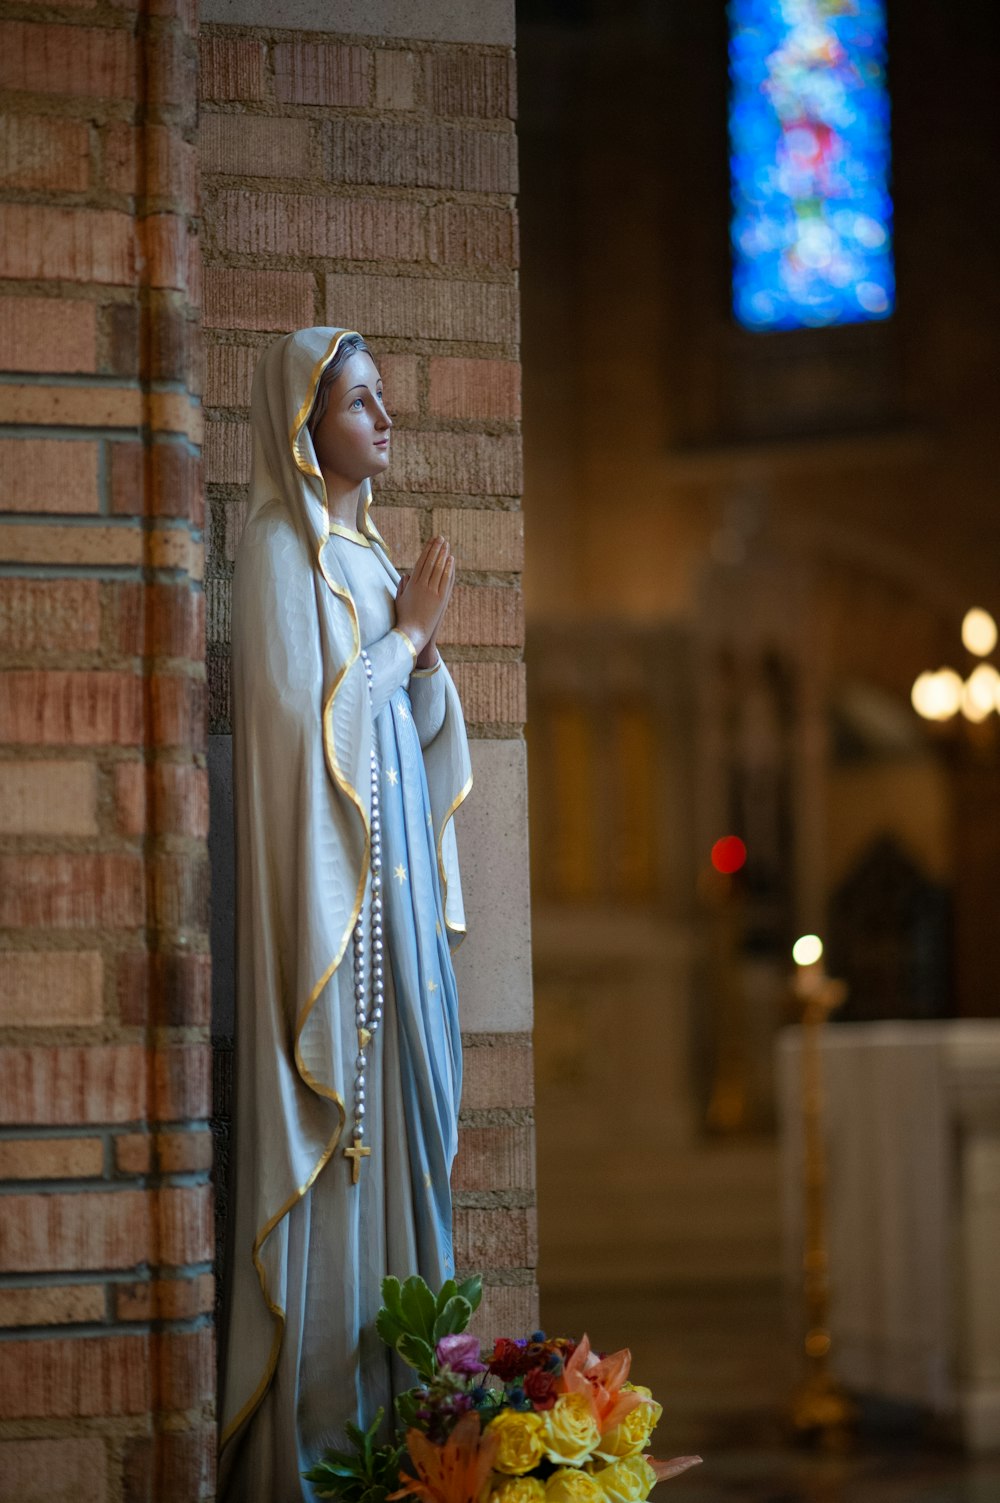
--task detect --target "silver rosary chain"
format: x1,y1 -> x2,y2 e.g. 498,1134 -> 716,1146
351,648 -> 384,1158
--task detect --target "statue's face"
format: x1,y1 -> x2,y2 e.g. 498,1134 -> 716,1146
311,351 -> 391,484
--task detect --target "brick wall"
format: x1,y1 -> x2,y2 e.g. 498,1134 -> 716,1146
0,0 -> 211,1497
199,21 -> 537,1336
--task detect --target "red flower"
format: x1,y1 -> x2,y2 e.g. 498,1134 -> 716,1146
487,1338 -> 528,1382
523,1368 -> 558,1410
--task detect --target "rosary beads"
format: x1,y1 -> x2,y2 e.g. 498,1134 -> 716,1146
344,648 -> 384,1185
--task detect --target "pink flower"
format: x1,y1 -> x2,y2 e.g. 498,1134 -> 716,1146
436,1334 -> 487,1374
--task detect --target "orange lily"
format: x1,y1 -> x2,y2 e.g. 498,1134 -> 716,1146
648,1455 -> 702,1482
555,1335 -> 645,1434
388,1413 -> 500,1503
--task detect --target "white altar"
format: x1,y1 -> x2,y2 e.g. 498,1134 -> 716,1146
777,1021 -> 1000,1452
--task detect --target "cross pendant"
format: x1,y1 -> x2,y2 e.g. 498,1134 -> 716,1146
343,1135 -> 371,1185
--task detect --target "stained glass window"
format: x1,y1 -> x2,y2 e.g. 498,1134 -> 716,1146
728,0 -> 894,332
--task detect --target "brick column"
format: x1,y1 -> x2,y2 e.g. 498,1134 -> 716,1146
199,11 -> 536,1337
0,1 -> 212,1498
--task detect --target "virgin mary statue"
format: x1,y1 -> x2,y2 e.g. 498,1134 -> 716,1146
218,327 -> 472,1501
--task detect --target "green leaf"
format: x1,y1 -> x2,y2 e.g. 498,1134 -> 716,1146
396,1330 -> 437,1378
455,1275 -> 483,1314
381,1275 -> 406,1321
376,1307 -> 407,1349
432,1295 -> 471,1342
400,1276 -> 436,1343
395,1386 -> 425,1429
434,1278 -> 458,1315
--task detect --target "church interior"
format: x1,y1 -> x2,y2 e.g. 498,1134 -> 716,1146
517,1 -> 1000,1497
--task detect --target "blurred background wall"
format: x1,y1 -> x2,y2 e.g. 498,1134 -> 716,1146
516,0 -> 1000,1456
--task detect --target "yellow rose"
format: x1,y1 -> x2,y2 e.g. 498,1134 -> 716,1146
487,1409 -> 548,1476
595,1389 -> 663,1461
592,1457 -> 657,1503
490,1477 -> 547,1503
543,1394 -> 601,1466
545,1468 -> 606,1503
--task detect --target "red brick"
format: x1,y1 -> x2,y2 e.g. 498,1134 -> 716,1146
115,1131 -> 152,1174
115,1269 -> 213,1321
432,507 -> 523,569
114,762 -> 208,837
199,35 -> 265,101
140,213 -> 198,293
0,116 -> 89,191
461,1037 -> 534,1107
0,1044 -> 147,1125
0,853 -> 145,929
0,1136 -> 104,1180
0,522 -> 141,568
0,1334 -> 152,1418
146,29 -> 199,116
0,437 -> 100,514
0,1190 -> 149,1272
424,50 -> 517,119
151,851 -> 210,929
377,352 -> 419,416
122,1425 -> 216,1503
452,1123 -> 535,1191
203,267 -> 314,331
157,1126 -> 212,1171
372,505 -> 421,567
116,1126 -> 211,1174
117,949 -> 211,1027
471,1283 -> 539,1345
0,760 -> 98,837
0,297 -> 96,373
154,1043 -> 211,1119
429,358 -> 521,420
157,1328 -> 215,1410
329,119 -> 517,193
0,1438 -> 108,1500
205,342 -> 258,408
453,1206 -> 536,1269
200,113 -> 315,178
0,204 -> 136,284
0,579 -> 100,652
0,671 -> 144,745
428,203 -> 519,269
375,49 -> 416,109
0,951 -> 104,1029
109,439 -> 203,522
103,121 -> 196,201
0,384 -> 141,429
391,432 -> 522,497
150,673 -> 206,750
439,585 -> 523,647
111,581 -> 205,659
209,188 -> 425,263
0,1284 -> 106,1328
449,661 -> 526,725
325,272 -> 518,345
0,22 -> 137,98
158,1183 -> 213,1263
272,41 -> 369,106
204,417 -> 250,484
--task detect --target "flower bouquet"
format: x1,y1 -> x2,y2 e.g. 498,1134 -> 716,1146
304,1275 -> 701,1503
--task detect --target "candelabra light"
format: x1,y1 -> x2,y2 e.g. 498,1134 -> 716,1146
788,935 -> 857,1444
912,608 -> 1000,725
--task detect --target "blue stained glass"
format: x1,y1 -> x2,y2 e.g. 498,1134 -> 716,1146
728,0 -> 895,332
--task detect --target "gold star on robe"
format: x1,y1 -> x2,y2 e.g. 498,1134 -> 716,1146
385,766 -> 399,786
397,703 -> 409,721
394,863 -> 407,884
427,979 -> 438,994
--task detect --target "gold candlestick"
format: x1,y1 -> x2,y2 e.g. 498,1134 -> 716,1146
789,936 -> 857,1443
